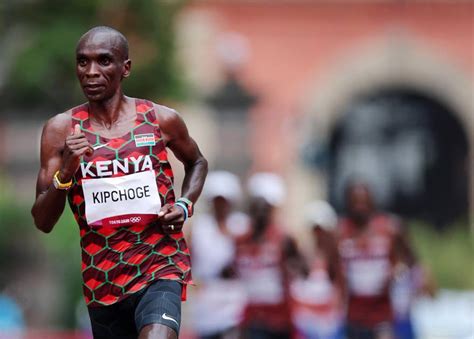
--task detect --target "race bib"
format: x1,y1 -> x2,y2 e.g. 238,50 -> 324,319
241,266 -> 284,304
82,170 -> 161,226
347,257 -> 390,296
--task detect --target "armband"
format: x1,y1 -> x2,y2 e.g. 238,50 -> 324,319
175,202 -> 189,222
177,197 -> 194,218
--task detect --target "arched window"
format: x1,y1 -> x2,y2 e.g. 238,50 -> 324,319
328,88 -> 468,229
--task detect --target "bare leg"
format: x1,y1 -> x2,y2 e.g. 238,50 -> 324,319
138,323 -> 177,339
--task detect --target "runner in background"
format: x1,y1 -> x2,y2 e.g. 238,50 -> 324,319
337,182 -> 424,339
190,171 -> 249,339
390,226 -> 436,339
290,200 -> 345,339
235,173 -> 306,339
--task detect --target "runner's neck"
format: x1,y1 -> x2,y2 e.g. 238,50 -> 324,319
88,93 -> 130,128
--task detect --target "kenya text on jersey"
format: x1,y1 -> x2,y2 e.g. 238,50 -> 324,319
80,155 -> 153,177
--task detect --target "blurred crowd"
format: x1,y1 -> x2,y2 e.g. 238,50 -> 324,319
189,171 -> 436,339
0,170 -> 437,339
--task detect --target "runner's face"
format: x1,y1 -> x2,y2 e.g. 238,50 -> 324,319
313,226 -> 327,247
347,185 -> 374,220
76,33 -> 130,102
212,196 -> 231,220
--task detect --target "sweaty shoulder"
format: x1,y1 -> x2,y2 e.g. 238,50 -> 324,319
38,110 -> 73,162
153,103 -> 181,125
42,110 -> 73,143
369,213 -> 400,238
152,103 -> 188,145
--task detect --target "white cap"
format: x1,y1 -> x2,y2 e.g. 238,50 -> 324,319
305,200 -> 338,230
247,172 -> 286,207
204,171 -> 242,204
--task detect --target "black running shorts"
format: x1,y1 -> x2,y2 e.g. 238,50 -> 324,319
87,280 -> 182,339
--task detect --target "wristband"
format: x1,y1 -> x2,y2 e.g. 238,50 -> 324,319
175,202 -> 188,221
176,197 -> 194,217
53,170 -> 73,190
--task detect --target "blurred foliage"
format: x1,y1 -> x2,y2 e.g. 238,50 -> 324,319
42,207 -> 84,328
408,221 -> 474,290
0,173 -> 82,327
0,175 -> 34,287
1,0 -> 187,117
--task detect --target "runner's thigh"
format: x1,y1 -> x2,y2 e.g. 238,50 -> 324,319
135,280 -> 182,335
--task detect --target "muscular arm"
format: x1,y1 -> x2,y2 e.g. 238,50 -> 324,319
32,113 -> 92,233
157,105 -> 207,203
31,114 -> 71,233
155,105 -> 208,224
391,222 -> 417,267
282,236 -> 309,278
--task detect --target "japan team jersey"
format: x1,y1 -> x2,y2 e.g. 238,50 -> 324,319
67,99 -> 192,307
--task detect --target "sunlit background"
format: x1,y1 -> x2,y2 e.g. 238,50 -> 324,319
0,0 -> 472,338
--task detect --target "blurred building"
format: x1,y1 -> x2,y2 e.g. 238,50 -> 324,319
0,0 -> 470,334
177,0 -> 473,230
0,0 -> 472,226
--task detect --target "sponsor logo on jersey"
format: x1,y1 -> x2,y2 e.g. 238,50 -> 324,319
134,133 -> 156,147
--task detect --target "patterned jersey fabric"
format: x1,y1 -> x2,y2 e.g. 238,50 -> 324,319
67,99 -> 192,307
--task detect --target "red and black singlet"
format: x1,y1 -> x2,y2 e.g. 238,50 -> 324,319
67,99 -> 192,307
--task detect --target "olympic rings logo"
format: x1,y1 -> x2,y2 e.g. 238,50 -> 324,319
130,217 -> 141,223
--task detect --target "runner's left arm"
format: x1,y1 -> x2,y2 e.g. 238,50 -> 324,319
155,105 -> 208,231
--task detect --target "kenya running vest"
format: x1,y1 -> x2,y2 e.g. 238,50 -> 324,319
67,99 -> 192,307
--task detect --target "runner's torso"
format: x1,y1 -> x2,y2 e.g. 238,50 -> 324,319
67,99 -> 192,307
190,213 -> 249,335
235,226 -> 291,330
290,257 -> 344,333
338,214 -> 398,326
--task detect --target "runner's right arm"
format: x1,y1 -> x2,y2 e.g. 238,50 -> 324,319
32,114 -> 91,233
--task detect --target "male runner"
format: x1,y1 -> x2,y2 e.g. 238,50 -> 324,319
337,182 -> 417,339
31,26 -> 208,339
190,171 -> 248,339
235,173 -> 306,339
290,200 -> 345,339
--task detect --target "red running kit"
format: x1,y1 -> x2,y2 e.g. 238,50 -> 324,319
338,214 -> 399,327
68,99 -> 192,307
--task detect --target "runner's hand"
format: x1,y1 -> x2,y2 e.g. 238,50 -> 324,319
157,203 -> 185,233
60,124 -> 93,181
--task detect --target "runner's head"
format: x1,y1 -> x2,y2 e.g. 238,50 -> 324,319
344,181 -> 374,223
247,172 -> 286,208
76,26 -> 131,102
247,173 -> 286,236
203,171 -> 242,221
248,196 -> 272,236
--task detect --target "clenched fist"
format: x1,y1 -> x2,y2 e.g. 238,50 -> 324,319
60,124 -> 93,181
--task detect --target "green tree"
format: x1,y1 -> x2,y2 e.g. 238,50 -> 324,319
2,0 -> 186,117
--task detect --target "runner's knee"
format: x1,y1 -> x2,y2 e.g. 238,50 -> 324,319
139,323 -> 177,339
